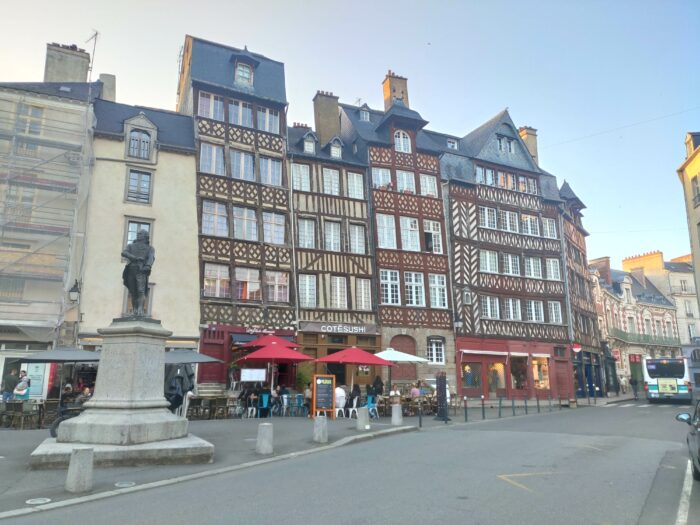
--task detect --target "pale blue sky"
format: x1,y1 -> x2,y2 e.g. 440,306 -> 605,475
3,0 -> 698,268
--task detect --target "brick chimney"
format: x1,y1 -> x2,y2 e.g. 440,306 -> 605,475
383,70 -> 409,111
589,256 -> 612,285
629,267 -> 646,287
518,126 -> 538,165
99,73 -> 116,102
44,43 -> 90,82
313,90 -> 340,145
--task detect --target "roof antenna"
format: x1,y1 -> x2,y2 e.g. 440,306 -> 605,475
85,30 -> 99,82
355,97 -> 362,106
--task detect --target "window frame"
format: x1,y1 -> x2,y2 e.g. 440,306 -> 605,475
377,214 -> 397,249
481,295 -> 500,319
291,163 -> 311,192
257,106 -> 280,135
233,206 -> 258,241
356,278 -> 372,311
348,223 -> 366,254
324,220 -> 342,252
262,211 -> 286,245
231,149 -> 255,181
400,216 -> 420,252
203,263 -> 231,298
259,156 -> 283,186
427,337 -> 446,364
478,206 -> 497,229
330,275 -> 348,309
128,129 -> 151,160
542,218 -> 558,239
396,170 -> 416,193
423,220 -> 443,254
380,269 -> 401,305
322,168 -> 341,196
124,218 -> 153,248
264,271 -> 290,303
197,91 -> 224,121
548,301 -> 563,324
202,200 -> 229,237
504,298 -> 522,321
234,267 -> 262,301
524,256 -> 543,279
419,174 -> 438,197
545,258 -> 561,281
429,273 -> 448,309
394,130 -> 411,153
298,274 -> 317,308
228,99 -> 254,128
199,142 -> 225,176
404,271 -> 426,307
126,168 -> 153,204
372,167 -> 392,189
480,249 -> 498,274
346,172 -> 364,200
234,62 -> 253,86
297,217 -> 316,249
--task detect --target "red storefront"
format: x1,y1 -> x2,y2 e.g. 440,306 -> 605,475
456,336 -> 574,401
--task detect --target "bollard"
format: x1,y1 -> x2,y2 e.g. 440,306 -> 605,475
548,394 -> 552,412
391,404 -> 403,426
559,397 -> 563,410
356,406 -> 370,431
313,415 -> 328,443
498,397 -> 502,418
418,398 -> 423,428
536,395 -> 540,413
463,396 -> 468,422
524,398 -> 528,415
481,395 -> 485,420
65,447 -> 94,494
511,398 -> 516,416
256,423 -> 274,455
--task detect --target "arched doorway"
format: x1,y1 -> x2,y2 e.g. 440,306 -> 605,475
390,335 -> 417,382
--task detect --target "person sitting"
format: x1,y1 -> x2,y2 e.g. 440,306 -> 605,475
410,383 -> 421,398
59,384 -> 77,417
76,387 -> 92,404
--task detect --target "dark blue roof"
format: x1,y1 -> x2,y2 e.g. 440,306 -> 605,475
287,126 -> 367,167
559,181 -> 586,208
607,269 -> 674,307
664,261 -> 693,273
93,99 -> 195,152
189,37 -> 286,105
376,99 -> 428,129
0,81 -> 102,102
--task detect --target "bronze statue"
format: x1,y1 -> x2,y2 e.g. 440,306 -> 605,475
121,229 -> 155,317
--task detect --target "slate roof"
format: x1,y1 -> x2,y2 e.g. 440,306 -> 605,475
376,99 -> 428,129
458,109 -> 510,158
188,36 -> 286,105
287,125 -> 367,167
0,81 -> 103,102
664,261 -> 693,273
606,269 -> 674,307
93,99 -> 195,152
559,181 -> 586,208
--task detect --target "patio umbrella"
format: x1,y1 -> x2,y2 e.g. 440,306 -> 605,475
165,349 -> 223,364
375,347 -> 429,391
17,347 -> 100,363
239,334 -> 301,349
315,346 -> 394,388
236,343 -> 313,391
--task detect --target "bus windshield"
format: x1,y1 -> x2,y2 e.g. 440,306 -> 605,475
645,360 -> 685,379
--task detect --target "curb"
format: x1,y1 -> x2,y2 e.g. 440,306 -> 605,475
0,425 -> 417,520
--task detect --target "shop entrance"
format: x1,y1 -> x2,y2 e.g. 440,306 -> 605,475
325,348 -> 346,385
485,360 -> 506,399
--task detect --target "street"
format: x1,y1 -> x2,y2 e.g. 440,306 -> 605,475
1,401 -> 698,525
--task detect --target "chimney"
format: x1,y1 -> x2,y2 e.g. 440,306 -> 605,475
518,126 -> 538,165
99,74 -> 116,102
382,70 -> 409,111
589,256 -> 612,285
44,43 -> 90,82
312,91 -> 340,145
630,267 -> 646,287
622,250 -> 664,273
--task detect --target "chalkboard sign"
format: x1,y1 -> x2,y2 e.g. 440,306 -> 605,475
313,374 -> 335,417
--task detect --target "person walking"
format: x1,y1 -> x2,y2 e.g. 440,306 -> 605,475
629,377 -> 639,400
1,368 -> 19,402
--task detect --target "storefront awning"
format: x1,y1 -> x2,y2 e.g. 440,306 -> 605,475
460,350 -> 508,356
532,353 -> 550,358
509,352 -> 529,357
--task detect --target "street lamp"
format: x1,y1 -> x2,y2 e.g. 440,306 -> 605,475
68,280 -> 80,302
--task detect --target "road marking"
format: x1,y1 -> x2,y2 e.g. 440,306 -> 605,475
619,403 -> 636,407
497,472 -> 555,493
602,404 -> 617,408
638,404 -> 651,408
675,460 -> 692,525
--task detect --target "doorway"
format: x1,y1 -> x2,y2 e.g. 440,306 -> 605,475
326,348 -> 346,385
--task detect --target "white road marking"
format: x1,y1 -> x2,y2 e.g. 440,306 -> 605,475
675,460 -> 692,525
657,404 -> 670,408
619,403 -> 636,407
638,404 -> 651,408
602,404 -> 617,407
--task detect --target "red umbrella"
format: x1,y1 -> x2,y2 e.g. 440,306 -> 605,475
236,344 -> 312,391
316,347 -> 394,388
239,335 -> 301,349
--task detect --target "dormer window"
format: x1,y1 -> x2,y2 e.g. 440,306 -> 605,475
330,144 -> 342,159
235,63 -> 253,86
507,139 -> 514,153
128,129 -> 151,159
446,139 -> 458,150
394,130 -> 411,153
304,138 -> 315,154
360,109 -> 370,122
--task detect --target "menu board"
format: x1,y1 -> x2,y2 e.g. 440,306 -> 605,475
313,374 -> 335,416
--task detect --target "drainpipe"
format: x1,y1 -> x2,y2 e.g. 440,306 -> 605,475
558,208 -> 576,400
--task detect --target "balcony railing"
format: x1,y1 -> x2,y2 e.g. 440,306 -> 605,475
670,285 -> 696,295
609,327 -> 680,347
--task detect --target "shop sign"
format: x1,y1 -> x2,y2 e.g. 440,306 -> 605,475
298,322 -> 378,334
612,349 -> 621,362
245,327 -> 275,335
629,354 -> 642,364
313,374 -> 335,416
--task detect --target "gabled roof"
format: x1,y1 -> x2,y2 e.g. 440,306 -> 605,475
93,99 -> 195,152
376,99 -> 428,130
287,125 -> 366,167
606,269 -> 674,307
459,109 -> 510,157
664,261 -> 693,273
560,181 -> 586,208
0,81 -> 102,102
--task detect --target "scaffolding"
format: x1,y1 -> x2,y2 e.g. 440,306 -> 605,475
0,87 -> 93,348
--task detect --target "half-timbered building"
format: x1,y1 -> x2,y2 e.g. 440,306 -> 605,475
177,36 -> 294,389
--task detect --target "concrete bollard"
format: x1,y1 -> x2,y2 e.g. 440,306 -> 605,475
65,447 -> 94,494
313,415 -> 328,443
256,423 -> 273,455
391,404 -> 403,426
356,406 -> 370,431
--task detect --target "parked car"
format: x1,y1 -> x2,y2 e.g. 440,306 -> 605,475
675,400 -> 700,481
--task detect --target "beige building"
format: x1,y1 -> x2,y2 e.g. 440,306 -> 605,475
678,133 -> 700,298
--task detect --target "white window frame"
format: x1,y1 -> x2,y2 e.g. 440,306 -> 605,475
499,210 -> 519,233
260,157 -> 282,186
347,172 -> 364,199
400,216 -> 420,252
420,174 -> 438,197
478,206 -> 497,229
231,149 -> 254,181
542,218 -> 557,239
476,166 -> 485,184
126,169 -> 152,204
324,220 -> 341,252
356,278 -> 372,311
446,139 -> 458,151
481,295 -> 500,319
525,300 -> 545,322
330,144 -> 342,159
292,163 -> 311,191
202,200 -> 229,237
330,276 -> 348,309
199,143 -> 225,175
404,272 -> 426,307
203,263 -> 231,298
198,92 -> 224,121
394,130 -> 411,153
427,338 -> 445,364
322,168 -> 340,196
229,99 -> 253,127
429,274 -> 448,309
256,107 -> 280,135
480,250 -> 498,274
521,215 -> 540,236
234,63 -> 253,86
303,138 -> 315,154
297,218 -> 316,249
504,298 -> 522,321
298,274 -> 317,308
359,109 -> 370,122
501,253 -> 520,276
397,170 -> 416,193
377,214 -> 397,249
524,256 -> 543,279
545,258 -> 561,281
380,269 -> 401,305
233,207 -> 257,241
372,167 -> 392,189
265,271 -> 289,303
234,267 -> 262,301
349,223 -> 366,254
548,301 -> 563,324
424,220 -> 443,254
262,211 -> 285,245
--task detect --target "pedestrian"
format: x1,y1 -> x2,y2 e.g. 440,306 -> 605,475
303,382 -> 312,417
13,374 -> 30,400
629,377 -> 639,400
1,368 -> 19,402
372,375 -> 384,396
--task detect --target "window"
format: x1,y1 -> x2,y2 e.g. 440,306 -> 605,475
15,103 -> 43,135
404,272 -> 425,307
476,166 -> 484,184
372,168 -> 391,189
325,221 -> 341,251
627,316 -> 636,332
303,138 -> 315,154
257,107 -> 280,134
478,206 -> 497,229
485,168 -> 496,186
380,269 -> 401,305
548,301 -> 563,324
265,271 -> 289,302
668,321 -> 674,337
229,100 -> 253,127
260,157 -> 282,186
377,214 -> 397,249
429,274 -> 448,309
693,177 -> 700,197
200,143 -> 225,175
524,256 -> 543,279
203,263 -> 230,298
330,144 -> 342,159
356,278 -> 372,311
545,258 -> 561,280
360,109 -> 370,122
521,215 -> 540,236
507,139 -> 514,153
298,275 -> 317,308
128,130 -> 151,159
420,174 -> 438,197
501,253 -> 520,276
518,176 -> 528,193
655,320 -> 662,335
202,200 -> 229,237
681,279 -> 689,292
625,289 -> 632,303
689,324 -> 696,339
542,218 -> 557,239
231,150 -> 254,181
322,168 -> 340,195
504,298 -> 521,320
644,318 -> 652,335
463,362 -> 483,389
427,338 -> 445,364
686,300 -> 694,316
198,92 -> 224,120
397,171 -> 416,193
235,268 -> 261,301
233,207 -> 257,241
527,178 -> 538,195
480,250 -> 498,274
525,300 -> 545,322
126,220 -> 151,244
394,130 -> 411,153
347,172 -> 364,199
423,220 -> 442,254
330,276 -> 348,309
297,218 -> 315,248
263,212 -> 285,244
481,296 -> 499,319
292,163 -> 311,191
235,63 -> 253,86
446,139 -> 458,150
497,137 -> 506,152
349,224 -> 366,254
127,170 -> 152,203
496,210 -> 518,233
400,217 -> 420,251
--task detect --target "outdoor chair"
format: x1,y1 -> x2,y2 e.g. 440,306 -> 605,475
347,397 -> 359,418
257,393 -> 270,418
245,397 -> 257,418
0,402 -> 7,427
367,395 -> 379,420
210,397 -> 228,419
186,398 -> 203,419
291,394 -> 306,417
335,397 -> 346,418
280,394 -> 291,416
41,400 -> 60,427
11,401 -> 40,430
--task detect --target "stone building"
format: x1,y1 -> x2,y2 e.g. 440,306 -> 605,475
677,133 -> 700,300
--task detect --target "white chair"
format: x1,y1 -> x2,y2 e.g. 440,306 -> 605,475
280,394 -> 290,417
335,397 -> 346,418
246,400 -> 256,418
347,397 -> 359,418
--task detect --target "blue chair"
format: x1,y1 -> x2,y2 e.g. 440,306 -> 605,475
291,394 -> 307,417
366,395 -> 379,420
257,393 -> 270,418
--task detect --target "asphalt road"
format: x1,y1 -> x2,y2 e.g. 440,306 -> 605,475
3,401 -> 699,525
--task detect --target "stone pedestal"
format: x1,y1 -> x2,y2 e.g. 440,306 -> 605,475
391,404 -> 403,426
256,423 -> 273,455
313,415 -> 328,443
356,406 -> 370,431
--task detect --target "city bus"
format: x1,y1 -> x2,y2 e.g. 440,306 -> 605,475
642,357 -> 692,402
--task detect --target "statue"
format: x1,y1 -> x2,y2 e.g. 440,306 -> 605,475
121,229 -> 155,317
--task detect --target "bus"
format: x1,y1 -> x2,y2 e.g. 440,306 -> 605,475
642,357 -> 692,402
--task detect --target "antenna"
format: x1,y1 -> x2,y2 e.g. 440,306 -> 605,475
355,97 -> 362,106
85,30 -> 99,82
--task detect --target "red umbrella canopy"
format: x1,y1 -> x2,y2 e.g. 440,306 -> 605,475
236,344 -> 313,364
239,335 -> 301,349
315,347 -> 394,366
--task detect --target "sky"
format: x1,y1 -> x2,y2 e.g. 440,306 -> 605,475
2,0 -> 698,269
